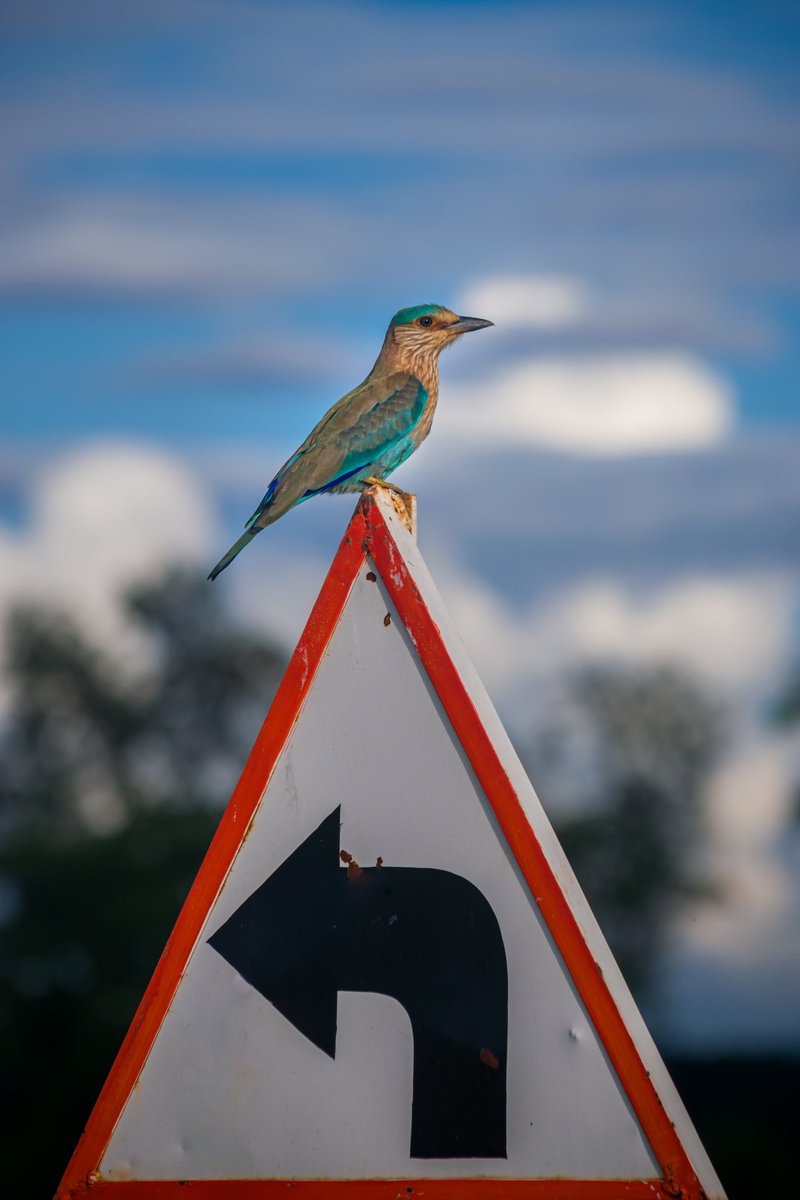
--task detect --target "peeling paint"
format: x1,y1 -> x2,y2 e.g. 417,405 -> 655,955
297,645 -> 310,691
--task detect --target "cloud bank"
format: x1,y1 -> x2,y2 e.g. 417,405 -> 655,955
440,351 -> 733,456
0,443 -> 216,702
459,276 -> 590,330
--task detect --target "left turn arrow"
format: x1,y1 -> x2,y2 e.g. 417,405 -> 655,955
208,806 -> 508,1159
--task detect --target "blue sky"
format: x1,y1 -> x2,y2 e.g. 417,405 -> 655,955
2,0 -> 799,447
1,0 -> 799,1052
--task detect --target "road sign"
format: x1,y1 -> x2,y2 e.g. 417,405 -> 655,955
58,487 -> 727,1199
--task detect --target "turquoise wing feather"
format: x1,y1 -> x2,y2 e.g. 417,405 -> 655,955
248,373 -> 427,522
305,374 -> 428,495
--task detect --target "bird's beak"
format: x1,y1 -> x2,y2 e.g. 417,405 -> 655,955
447,314 -> 494,334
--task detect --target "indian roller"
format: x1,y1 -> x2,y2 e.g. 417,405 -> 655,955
208,304 -> 492,579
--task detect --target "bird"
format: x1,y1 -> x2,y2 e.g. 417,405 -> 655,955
208,303 -> 493,579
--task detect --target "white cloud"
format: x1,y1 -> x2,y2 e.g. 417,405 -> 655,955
0,197 -> 354,298
661,730 -> 800,1050
439,352 -> 733,456
563,575 -> 789,694
436,569 -> 793,717
707,734 -> 796,849
674,732 -> 797,956
0,442 -> 217,694
237,551 -> 327,645
458,275 -> 590,329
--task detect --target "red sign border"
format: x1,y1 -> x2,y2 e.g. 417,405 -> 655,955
58,491 -> 711,1200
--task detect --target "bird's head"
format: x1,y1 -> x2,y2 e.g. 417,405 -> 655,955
387,304 -> 493,361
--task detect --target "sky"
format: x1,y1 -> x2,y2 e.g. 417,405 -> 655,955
0,0 -> 799,1053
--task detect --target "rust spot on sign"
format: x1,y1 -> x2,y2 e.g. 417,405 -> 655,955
660,1164 -> 686,1198
389,489 -> 416,532
366,571 -> 377,582
340,849 -> 362,880
383,612 -> 391,627
480,1047 -> 500,1070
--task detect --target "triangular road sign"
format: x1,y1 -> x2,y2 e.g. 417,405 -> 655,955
58,488 -> 726,1199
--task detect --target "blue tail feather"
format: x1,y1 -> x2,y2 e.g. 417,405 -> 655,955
208,526 -> 262,581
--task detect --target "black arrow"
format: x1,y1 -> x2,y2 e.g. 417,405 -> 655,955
208,806 -> 508,1158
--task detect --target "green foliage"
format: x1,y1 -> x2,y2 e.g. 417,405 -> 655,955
528,664 -> 726,993
1,569 -> 284,837
772,666 -> 800,823
773,666 -> 800,727
0,568 -> 285,1196
0,808 -> 218,1191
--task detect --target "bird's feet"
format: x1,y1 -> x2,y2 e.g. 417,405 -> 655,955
362,477 -> 416,532
362,475 -> 409,500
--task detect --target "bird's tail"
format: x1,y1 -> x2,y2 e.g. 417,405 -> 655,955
207,526 -> 263,581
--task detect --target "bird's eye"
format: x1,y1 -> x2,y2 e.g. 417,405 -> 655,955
419,316 -> 433,327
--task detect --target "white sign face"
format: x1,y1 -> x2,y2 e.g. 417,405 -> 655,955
60,490 -> 726,1200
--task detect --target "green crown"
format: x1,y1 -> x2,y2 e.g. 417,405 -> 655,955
391,304 -> 445,327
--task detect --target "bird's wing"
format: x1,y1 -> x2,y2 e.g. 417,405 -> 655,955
301,372 -> 428,496
329,370 -> 427,456
247,373 -> 427,526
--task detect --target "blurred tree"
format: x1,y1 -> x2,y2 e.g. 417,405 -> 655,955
0,569 -> 285,1196
1,570 -> 283,837
773,666 -> 800,727
773,664 -> 800,822
527,664 -> 726,994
